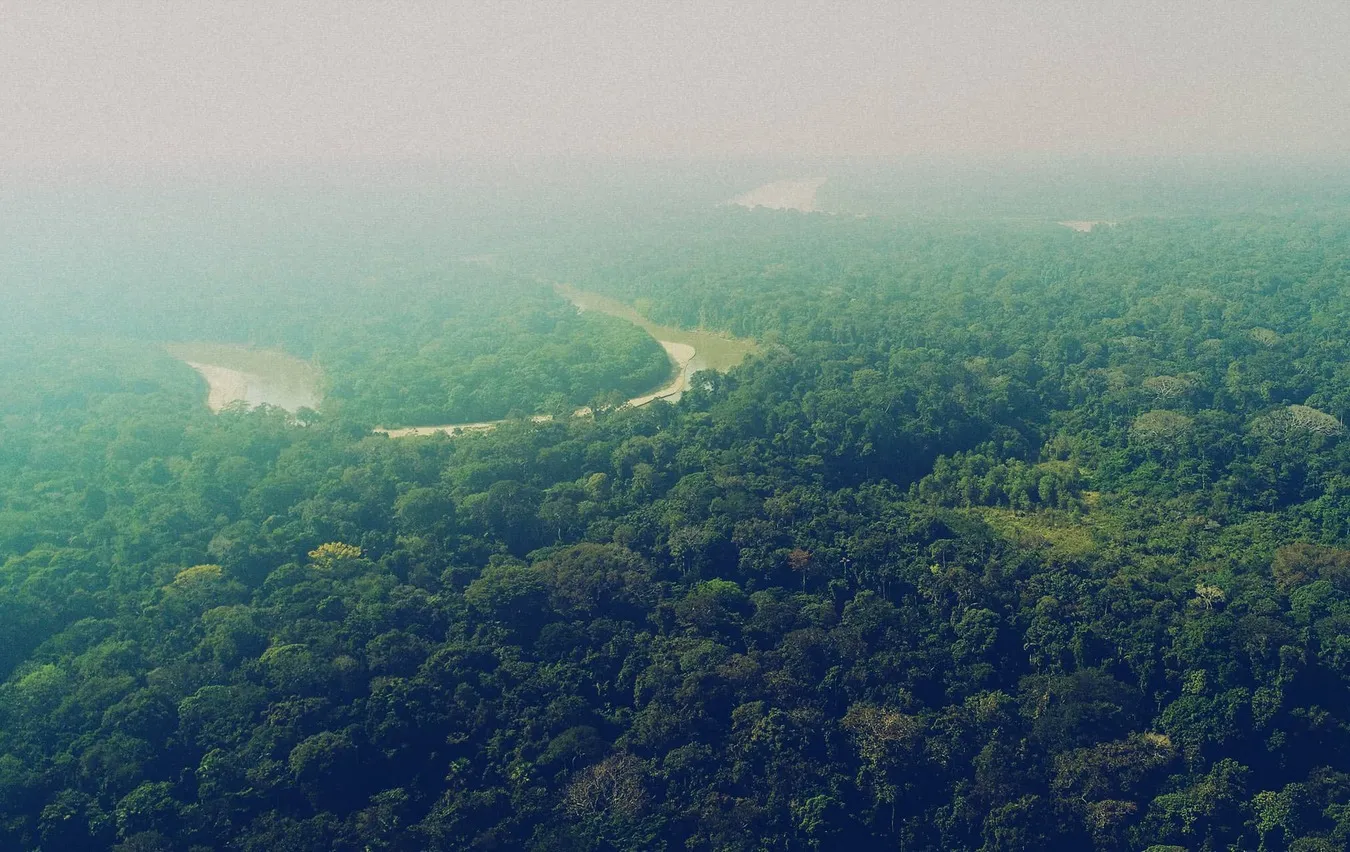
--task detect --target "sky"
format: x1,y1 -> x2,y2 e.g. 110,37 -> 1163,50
3,1 -> 1349,175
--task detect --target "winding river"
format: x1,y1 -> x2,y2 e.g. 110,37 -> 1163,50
174,287 -> 754,436
371,338 -> 700,438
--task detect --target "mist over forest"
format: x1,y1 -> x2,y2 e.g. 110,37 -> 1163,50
4,157 -> 1350,852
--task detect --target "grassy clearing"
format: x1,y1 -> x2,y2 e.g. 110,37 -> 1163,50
972,507 -> 1098,560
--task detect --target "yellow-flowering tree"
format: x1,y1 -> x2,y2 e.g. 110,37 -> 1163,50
307,542 -> 364,570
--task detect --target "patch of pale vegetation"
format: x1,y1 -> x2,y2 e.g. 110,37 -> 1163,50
964,357 -> 1014,393
1287,405 -> 1343,435
1130,410 -> 1194,445
564,753 -> 647,819
729,177 -> 827,213
975,508 -> 1097,560
1248,327 -> 1281,347
1099,368 -> 1131,393
1142,375 -> 1193,401
1192,582 -> 1226,611
1251,404 -> 1345,441
170,564 -> 224,587
842,703 -> 923,762
309,542 -> 364,564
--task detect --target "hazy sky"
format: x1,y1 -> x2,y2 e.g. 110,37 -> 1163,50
4,1 -> 1349,173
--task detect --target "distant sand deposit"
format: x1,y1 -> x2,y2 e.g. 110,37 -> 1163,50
730,177 -> 827,213
168,343 -> 322,413
1058,220 -> 1116,232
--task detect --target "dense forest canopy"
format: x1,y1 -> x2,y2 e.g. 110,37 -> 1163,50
3,166 -> 1350,850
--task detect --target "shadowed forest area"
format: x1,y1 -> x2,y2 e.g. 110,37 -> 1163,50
3,169 -> 1350,850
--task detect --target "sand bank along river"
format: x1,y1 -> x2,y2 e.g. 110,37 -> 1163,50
167,343 -> 322,413
1057,220 -> 1117,232
373,341 -> 702,437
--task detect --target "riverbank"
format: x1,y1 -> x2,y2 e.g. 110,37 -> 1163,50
556,285 -> 754,372
372,339 -> 699,437
167,343 -> 322,413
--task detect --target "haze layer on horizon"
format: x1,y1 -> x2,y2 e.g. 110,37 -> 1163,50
4,1 -> 1349,179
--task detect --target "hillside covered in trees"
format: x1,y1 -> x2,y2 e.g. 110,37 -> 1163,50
3,185 -> 1350,851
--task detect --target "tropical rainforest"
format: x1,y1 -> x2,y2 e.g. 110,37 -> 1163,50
3,169 -> 1350,851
